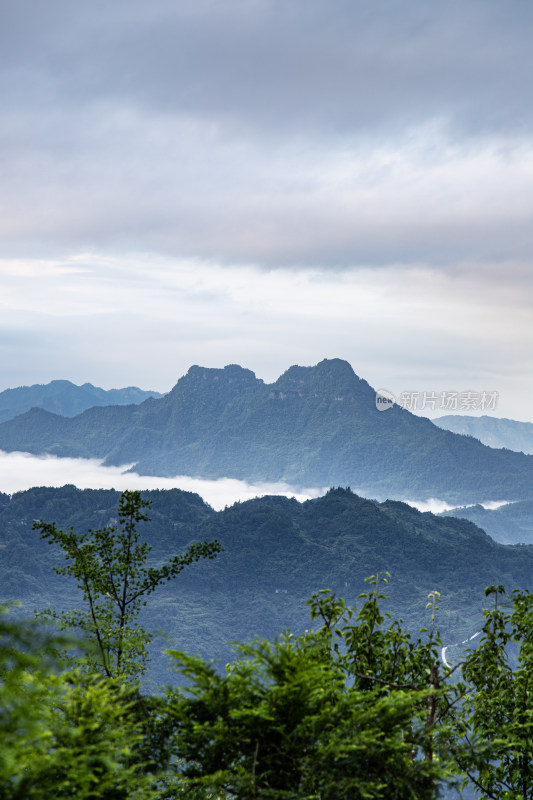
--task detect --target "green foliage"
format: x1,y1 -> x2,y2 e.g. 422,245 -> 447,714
3,484 -> 533,680
0,605 -> 160,800
12,672 -> 157,800
9,482 -> 533,798
164,579 -> 447,800
9,573 -> 533,799
448,585 -> 533,799
33,490 -> 222,679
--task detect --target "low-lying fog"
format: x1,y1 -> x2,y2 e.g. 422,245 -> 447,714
0,450 -> 326,510
0,450 -> 510,514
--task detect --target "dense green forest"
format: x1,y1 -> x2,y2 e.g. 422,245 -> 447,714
2,359 -> 533,503
3,484 -> 533,682
3,491 -> 533,798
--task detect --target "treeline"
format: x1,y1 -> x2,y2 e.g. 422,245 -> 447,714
4,483 -> 533,683
2,491 -> 533,798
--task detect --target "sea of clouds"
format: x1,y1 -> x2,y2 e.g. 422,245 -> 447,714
0,450 -> 327,510
0,450 -> 510,514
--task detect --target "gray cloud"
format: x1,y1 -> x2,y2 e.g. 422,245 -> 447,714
2,1 -> 533,424
2,106 -> 533,267
1,256 -> 531,421
2,1 -> 533,266
3,0 -> 533,137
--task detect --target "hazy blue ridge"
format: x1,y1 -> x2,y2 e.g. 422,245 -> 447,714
1,360 -> 533,505
0,379 -> 164,423
434,414 -> 533,455
1,484 -> 532,684
441,499 -> 533,545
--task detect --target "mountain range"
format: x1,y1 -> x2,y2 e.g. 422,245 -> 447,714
441,499 -> 533,545
2,485 -> 532,683
0,359 -> 532,506
0,380 -> 163,423
434,414 -> 533,455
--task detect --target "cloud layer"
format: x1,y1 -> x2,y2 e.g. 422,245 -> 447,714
0,254 -> 532,419
1,2 -> 533,422
0,450 -> 512,515
2,1 -> 533,266
0,450 -> 324,510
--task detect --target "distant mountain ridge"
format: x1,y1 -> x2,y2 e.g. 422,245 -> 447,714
441,499 -> 533,545
434,414 -> 533,455
1,359 -> 533,505
0,380 -> 164,423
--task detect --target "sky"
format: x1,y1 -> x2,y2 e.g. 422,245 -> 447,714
2,0 -> 533,421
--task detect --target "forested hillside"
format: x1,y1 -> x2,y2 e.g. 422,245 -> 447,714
3,486 -> 533,798
2,484 -> 532,683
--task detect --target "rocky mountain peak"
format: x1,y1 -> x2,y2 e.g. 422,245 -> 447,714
272,358 -> 373,399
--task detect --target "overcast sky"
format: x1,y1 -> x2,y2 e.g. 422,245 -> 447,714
2,0 -> 533,421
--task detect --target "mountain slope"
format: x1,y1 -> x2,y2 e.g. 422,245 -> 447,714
2,485 -> 532,683
441,499 -> 533,545
1,360 -> 533,504
434,414 -> 533,454
0,380 -> 163,423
